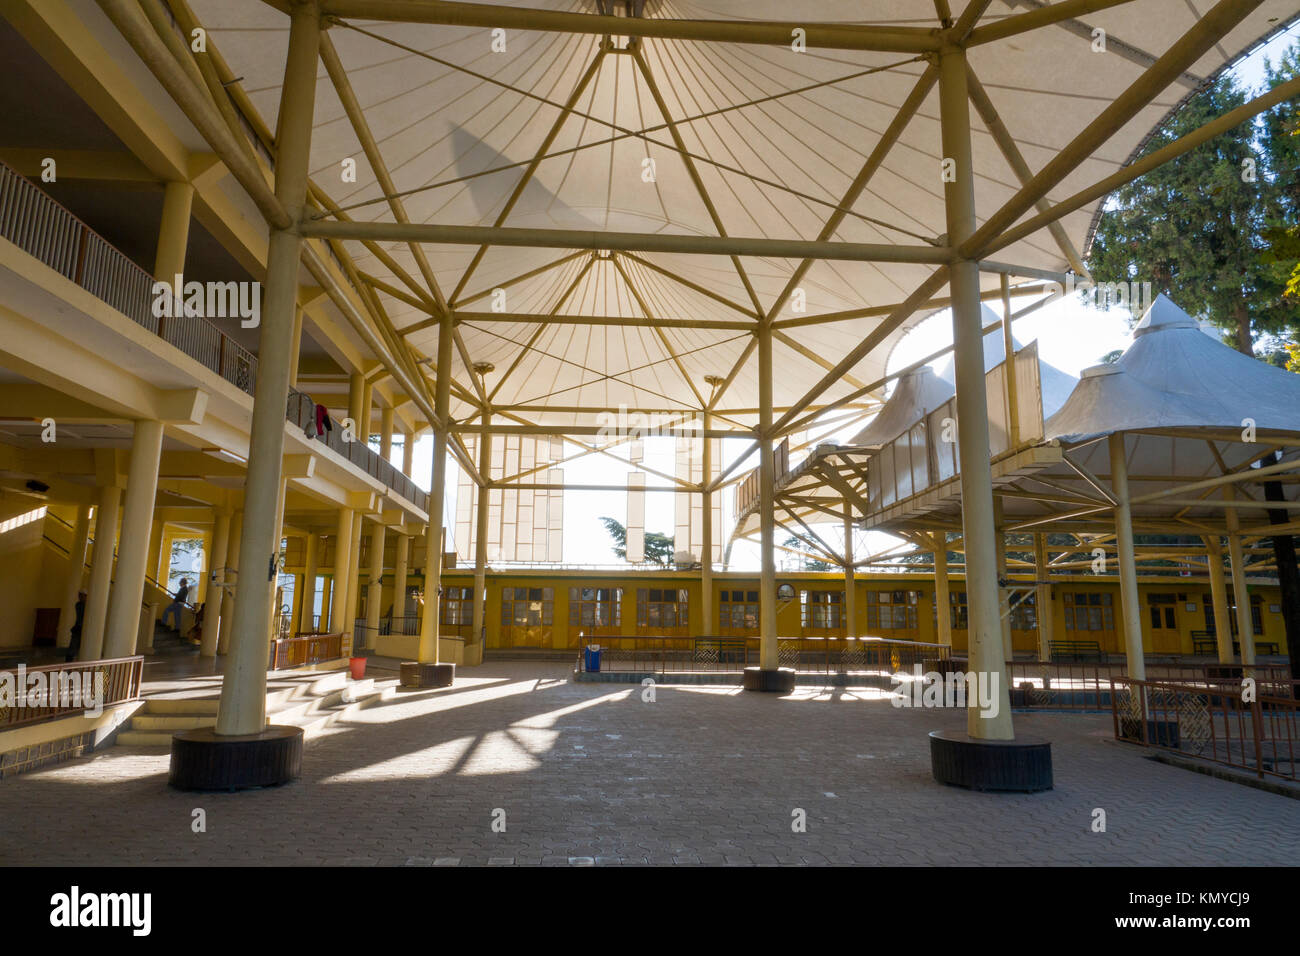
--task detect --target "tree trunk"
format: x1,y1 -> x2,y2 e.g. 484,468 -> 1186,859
1233,299 -> 1252,356
1264,451 -> 1300,695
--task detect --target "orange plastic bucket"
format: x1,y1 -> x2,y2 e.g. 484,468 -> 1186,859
349,656 -> 366,680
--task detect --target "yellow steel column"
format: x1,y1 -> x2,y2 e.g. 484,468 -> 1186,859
939,44 -> 1012,738
470,427 -> 491,654
993,496 -> 1012,661
757,324 -> 778,672
1225,493 -> 1256,670
933,534 -> 952,648
701,412 -> 714,636
1109,432 -> 1146,681
330,507 -> 354,633
1202,535 -> 1235,663
843,510 -> 856,640
467,429 -> 488,647
1033,533 -> 1053,662
417,308 -> 454,667
215,0 -> 320,736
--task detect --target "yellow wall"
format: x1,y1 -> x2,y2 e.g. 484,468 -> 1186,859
273,557 -> 1293,659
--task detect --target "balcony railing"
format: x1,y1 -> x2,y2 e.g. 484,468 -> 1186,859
0,656 -> 144,731
0,161 -> 428,512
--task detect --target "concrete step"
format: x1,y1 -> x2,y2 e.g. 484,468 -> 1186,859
115,730 -> 175,747
128,714 -> 217,731
280,681 -> 397,740
114,676 -> 384,747
143,698 -> 220,716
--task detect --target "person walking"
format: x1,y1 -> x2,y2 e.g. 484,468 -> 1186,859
162,577 -> 190,632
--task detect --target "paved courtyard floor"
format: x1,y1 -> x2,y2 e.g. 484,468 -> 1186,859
2,662 -> 1297,866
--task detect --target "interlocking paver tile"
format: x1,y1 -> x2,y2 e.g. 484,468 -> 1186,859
2,662 -> 1298,866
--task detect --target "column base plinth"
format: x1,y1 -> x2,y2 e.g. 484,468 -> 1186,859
929,730 -> 1052,792
169,725 -> 303,791
400,661 -> 455,688
742,666 -> 796,693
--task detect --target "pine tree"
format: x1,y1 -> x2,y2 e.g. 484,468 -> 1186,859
1088,58 -> 1300,353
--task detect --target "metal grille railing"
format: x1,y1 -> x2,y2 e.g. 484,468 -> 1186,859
0,160 -> 427,513
0,657 -> 144,730
1112,676 -> 1300,780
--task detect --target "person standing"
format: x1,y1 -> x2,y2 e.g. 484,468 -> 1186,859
162,577 -> 190,632
65,591 -> 86,663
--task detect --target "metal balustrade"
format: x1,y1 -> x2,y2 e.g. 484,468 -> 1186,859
0,656 -> 144,730
0,160 -> 428,513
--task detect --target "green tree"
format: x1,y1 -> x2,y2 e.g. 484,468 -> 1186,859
1088,56 -> 1300,354
782,534 -> 834,571
597,516 -> 675,567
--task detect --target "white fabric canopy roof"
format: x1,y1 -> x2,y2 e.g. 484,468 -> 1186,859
187,1 -> 1300,429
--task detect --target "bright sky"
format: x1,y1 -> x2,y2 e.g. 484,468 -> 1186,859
401,24 -> 1300,573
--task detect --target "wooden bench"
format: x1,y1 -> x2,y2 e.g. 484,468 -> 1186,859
693,636 -> 749,665
1191,630 -> 1218,655
1048,639 -> 1104,663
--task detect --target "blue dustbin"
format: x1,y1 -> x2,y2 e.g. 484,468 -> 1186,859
583,644 -> 602,672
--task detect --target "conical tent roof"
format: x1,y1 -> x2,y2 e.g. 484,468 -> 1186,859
852,305 -> 1078,449
1046,294 -> 1300,442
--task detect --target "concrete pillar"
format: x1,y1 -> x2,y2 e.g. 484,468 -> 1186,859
58,503 -> 92,648
331,507 -> 355,634
81,484 -> 121,661
347,372 -> 365,439
154,180 -> 193,280
297,532 -> 319,633
757,324 -> 778,671
418,308 -> 454,665
471,428 -> 491,649
214,1 -> 320,737
933,534 -> 952,647
1202,536 -> 1234,663
104,420 -> 165,659
843,510 -> 856,639
345,511 -> 364,637
366,519 -> 386,647
938,46 -> 1012,738
1225,494 -> 1256,669
1109,432 -> 1146,680
217,511 -> 242,656
200,510 -> 231,657
392,533 -> 409,622
1033,534 -> 1053,662
140,518 -> 165,654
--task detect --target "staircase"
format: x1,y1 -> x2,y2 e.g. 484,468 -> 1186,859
148,621 -> 199,656
115,669 -> 391,747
